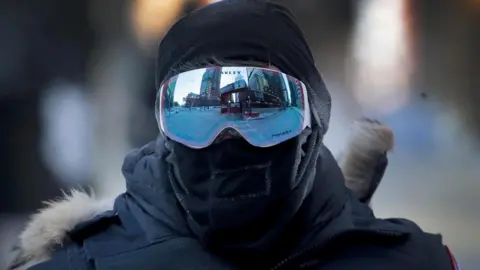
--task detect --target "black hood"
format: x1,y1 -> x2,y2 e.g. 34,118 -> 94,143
155,0 -> 331,134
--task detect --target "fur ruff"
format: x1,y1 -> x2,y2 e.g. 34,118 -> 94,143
8,190 -> 115,270
339,119 -> 395,201
8,119 -> 394,269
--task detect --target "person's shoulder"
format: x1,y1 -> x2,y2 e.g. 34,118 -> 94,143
304,217 -> 455,270
372,216 -> 441,243
373,217 -> 454,269
7,190 -> 117,270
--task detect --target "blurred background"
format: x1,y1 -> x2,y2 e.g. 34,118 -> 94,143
0,0 -> 478,268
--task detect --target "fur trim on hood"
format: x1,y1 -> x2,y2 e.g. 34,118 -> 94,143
8,119 -> 394,269
339,119 -> 395,202
8,190 -> 115,270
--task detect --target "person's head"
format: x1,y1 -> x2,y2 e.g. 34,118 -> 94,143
154,0 -> 331,250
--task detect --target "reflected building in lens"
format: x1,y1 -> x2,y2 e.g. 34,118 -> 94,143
287,79 -> 303,109
264,71 -> 287,106
219,79 -> 247,114
163,75 -> 178,110
185,93 -> 200,107
246,68 -> 287,107
200,67 -> 221,100
247,68 -> 266,102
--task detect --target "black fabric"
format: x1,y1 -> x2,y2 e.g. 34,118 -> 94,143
156,0 -> 315,86
165,134 -> 307,244
163,129 -> 346,268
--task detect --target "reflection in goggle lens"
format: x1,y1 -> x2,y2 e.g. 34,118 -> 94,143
159,67 -> 310,149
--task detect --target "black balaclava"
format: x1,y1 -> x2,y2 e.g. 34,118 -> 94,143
155,0 -> 332,258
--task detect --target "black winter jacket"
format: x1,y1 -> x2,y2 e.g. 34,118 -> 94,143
14,142 -> 454,270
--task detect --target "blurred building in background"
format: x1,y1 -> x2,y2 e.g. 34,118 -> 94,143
0,0 -> 478,268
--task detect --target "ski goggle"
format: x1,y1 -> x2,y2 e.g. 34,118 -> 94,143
158,66 -> 311,149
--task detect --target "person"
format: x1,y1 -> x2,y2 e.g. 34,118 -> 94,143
9,1 -> 459,269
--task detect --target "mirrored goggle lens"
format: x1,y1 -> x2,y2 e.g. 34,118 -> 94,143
158,66 -> 311,149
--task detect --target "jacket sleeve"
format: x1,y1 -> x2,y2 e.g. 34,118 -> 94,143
25,243 -> 92,270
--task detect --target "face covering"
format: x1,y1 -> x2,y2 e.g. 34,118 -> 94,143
164,126 -> 321,252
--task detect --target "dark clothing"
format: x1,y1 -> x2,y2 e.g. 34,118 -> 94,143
29,140 -> 452,270
164,124 -> 324,253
